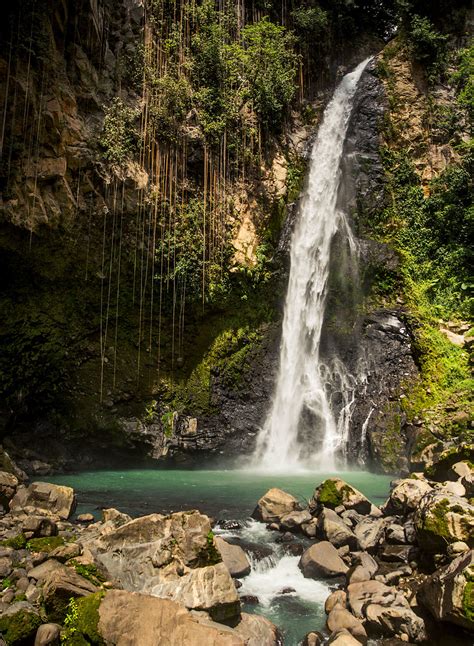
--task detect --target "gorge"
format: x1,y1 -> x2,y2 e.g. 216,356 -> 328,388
0,0 -> 473,645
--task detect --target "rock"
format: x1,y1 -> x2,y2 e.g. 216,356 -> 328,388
418,549 -> 474,631
301,631 -> 324,646
34,623 -> 61,645
299,541 -> 349,579
22,516 -> 58,538
426,446 -> 474,482
252,488 -> 301,523
42,565 -> 98,621
317,508 -> 360,550
382,478 -> 432,516
0,472 -> 19,507
49,542 -> 82,562
379,545 -> 415,563
80,510 -> 220,591
353,552 -> 378,578
447,541 -> 470,559
325,590 -> 347,614
302,519 -> 318,538
310,479 -> 372,515
340,510 -> 366,528
101,508 -> 132,526
28,559 -> 64,581
240,595 -> 259,605
0,557 -> 12,578
347,581 -> 408,620
215,537 -> 251,578
98,589 -> 244,645
76,513 -> 95,523
0,602 -> 41,645
385,524 -> 406,545
415,491 -> 474,553
376,566 -> 412,586
354,517 -> 389,552
327,628 -> 362,645
280,509 -> 312,532
347,565 -> 371,585
234,612 -> 281,645
327,607 -> 367,644
9,482 -> 76,520
365,603 -> 427,642
151,562 -> 240,622
451,461 -> 473,480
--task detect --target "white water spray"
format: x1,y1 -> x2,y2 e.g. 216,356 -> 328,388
254,59 -> 371,471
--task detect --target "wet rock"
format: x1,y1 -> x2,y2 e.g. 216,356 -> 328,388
215,537 -> 251,578
301,631 -> 324,646
325,590 -> 347,614
151,562 -> 240,622
9,482 -> 76,520
252,488 -> 301,523
34,623 -> 61,646
216,520 -> 241,531
317,508 -> 360,550
241,594 -> 259,605
310,479 -> 372,515
285,542 -> 304,556
98,589 -> 244,645
327,607 -> 367,644
418,549 -> 474,631
382,478 -> 432,516
278,587 -> 296,595
414,491 -> 474,553
299,541 -> 349,579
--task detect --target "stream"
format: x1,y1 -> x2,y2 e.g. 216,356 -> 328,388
41,468 -> 392,644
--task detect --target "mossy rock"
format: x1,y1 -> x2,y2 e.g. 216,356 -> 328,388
195,531 -> 222,567
1,534 -> 27,550
415,492 -> 474,553
26,535 -> 65,553
311,478 -> 372,514
0,606 -> 41,644
62,592 -> 105,645
425,444 -> 474,482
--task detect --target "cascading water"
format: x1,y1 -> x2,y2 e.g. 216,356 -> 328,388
254,59 -> 371,471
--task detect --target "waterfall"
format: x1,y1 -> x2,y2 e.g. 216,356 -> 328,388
254,59 -> 371,471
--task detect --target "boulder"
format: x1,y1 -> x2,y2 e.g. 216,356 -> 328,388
80,510 -> 220,591
325,590 -> 347,614
22,515 -> 57,538
234,612 -> 281,645
252,488 -> 301,523
0,471 -> 18,507
280,509 -> 312,532
327,629 -> 361,645
34,623 -> 61,646
381,478 -> 432,516
415,491 -> 474,553
0,602 -> 41,645
9,482 -> 76,520
365,603 -> 427,642
98,589 -> 244,645
299,541 -> 348,579
385,523 -> 406,545
347,565 -> 371,585
151,562 -> 240,622
28,559 -> 64,581
215,537 -> 251,578
347,581 -> 408,620
42,564 -> 98,621
327,607 -> 367,644
101,508 -> 132,526
353,517 -> 389,552
310,479 -> 372,515
353,552 -> 378,578
317,508 -> 360,550
426,445 -> 474,482
301,632 -> 324,646
418,549 -> 474,631
49,542 -> 82,562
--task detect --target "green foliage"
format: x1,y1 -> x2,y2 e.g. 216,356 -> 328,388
196,530 -> 221,567
1,577 -> 12,590
317,479 -> 344,508
1,534 -> 27,550
99,97 -> 140,166
0,608 -> 41,645
405,15 -> 448,79
70,562 -> 105,586
452,44 -> 474,124
61,593 -> 105,645
161,410 -> 174,438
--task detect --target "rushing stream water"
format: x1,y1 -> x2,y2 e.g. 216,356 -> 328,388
41,468 -> 392,645
254,58 -> 371,471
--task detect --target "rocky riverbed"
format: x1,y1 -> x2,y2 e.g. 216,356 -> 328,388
0,445 -> 472,645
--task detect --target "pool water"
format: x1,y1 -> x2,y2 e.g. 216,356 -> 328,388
41,468 -> 392,644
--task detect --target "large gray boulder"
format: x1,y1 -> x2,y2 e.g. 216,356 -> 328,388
353,517 -> 390,552
215,537 -> 251,578
299,541 -> 348,579
317,508 -> 359,550
418,549 -> 474,631
252,488 -> 301,523
151,562 -> 240,622
9,482 -> 76,520
310,479 -> 372,515
382,477 -> 432,516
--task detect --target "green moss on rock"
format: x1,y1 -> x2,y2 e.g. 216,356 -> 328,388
195,531 -> 222,567
1,534 -> 27,550
318,479 -> 345,508
0,608 -> 41,644
62,592 -> 105,645
27,535 -> 65,553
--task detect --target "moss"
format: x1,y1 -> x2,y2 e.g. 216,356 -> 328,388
26,535 -> 65,553
425,445 -> 474,480
69,562 -> 105,586
317,479 -> 350,508
0,609 -> 41,644
463,580 -> 474,624
1,577 -> 13,590
62,592 -> 105,645
1,534 -> 27,550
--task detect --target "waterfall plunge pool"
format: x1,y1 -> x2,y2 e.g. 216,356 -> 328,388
40,469 -> 392,645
